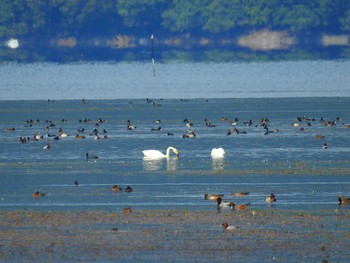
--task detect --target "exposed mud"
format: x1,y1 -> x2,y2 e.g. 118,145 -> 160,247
0,208 -> 349,262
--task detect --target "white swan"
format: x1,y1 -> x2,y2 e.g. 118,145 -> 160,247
211,148 -> 225,158
143,147 -> 179,159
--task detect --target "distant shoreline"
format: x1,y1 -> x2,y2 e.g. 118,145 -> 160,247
1,29 -> 349,62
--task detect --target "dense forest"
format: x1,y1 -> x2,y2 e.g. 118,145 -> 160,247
1,0 -> 350,61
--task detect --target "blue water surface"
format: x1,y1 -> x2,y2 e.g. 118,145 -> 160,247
0,97 -> 349,211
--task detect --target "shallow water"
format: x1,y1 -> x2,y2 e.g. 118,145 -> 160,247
0,98 -> 349,211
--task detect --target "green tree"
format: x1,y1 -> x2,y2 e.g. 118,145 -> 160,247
0,1 -> 15,37
0,0 -> 47,38
117,0 -> 167,31
340,8 -> 350,32
243,0 -> 277,28
161,0 -> 208,32
201,0 -> 243,33
51,0 -> 120,36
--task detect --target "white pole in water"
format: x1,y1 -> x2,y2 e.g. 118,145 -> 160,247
151,34 -> 156,77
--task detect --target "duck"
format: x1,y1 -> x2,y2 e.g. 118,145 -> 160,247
75,134 -> 85,139
124,186 -> 133,193
90,129 -> 98,136
152,102 -> 161,107
112,185 -> 123,192
32,190 -> 45,198
19,137 -> 30,143
231,192 -> 249,197
43,143 -> 51,150
86,153 -> 98,159
181,131 -> 196,138
314,135 -> 325,139
58,132 -> 69,138
243,120 -> 253,126
230,202 -> 250,210
265,193 -> 277,203
204,119 -> 216,127
211,148 -> 225,158
204,193 -> 224,200
123,207 -> 132,214
338,196 -> 350,205
222,222 -> 238,231
143,147 -> 179,159
322,143 -> 328,149
264,127 -> 279,135
33,134 -> 43,140
74,181 -> 79,186
216,196 -> 234,209
127,120 -> 136,130
229,118 -> 239,126
232,128 -> 247,134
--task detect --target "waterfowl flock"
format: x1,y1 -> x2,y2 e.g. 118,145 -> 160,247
1,98 -> 348,212
12,99 -> 348,158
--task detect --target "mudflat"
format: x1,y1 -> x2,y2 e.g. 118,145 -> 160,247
0,208 -> 349,262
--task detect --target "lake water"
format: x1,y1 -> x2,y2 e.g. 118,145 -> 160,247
1,60 -> 350,100
0,60 -> 350,212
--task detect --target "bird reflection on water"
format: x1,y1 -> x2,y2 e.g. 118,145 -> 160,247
142,157 -> 178,172
212,157 -> 225,172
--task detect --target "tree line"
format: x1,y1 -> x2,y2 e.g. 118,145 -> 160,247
1,0 -> 349,40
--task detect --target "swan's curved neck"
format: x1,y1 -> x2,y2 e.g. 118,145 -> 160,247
166,147 -> 175,157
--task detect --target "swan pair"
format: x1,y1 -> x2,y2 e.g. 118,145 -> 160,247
143,147 -> 225,159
